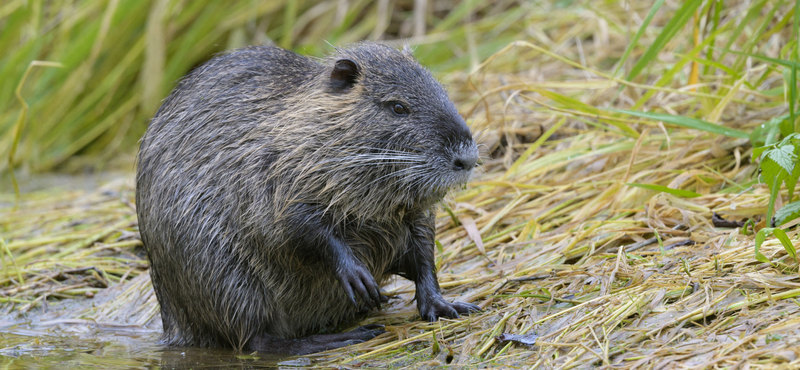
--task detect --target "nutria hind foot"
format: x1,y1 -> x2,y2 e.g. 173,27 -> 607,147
420,298 -> 481,322
248,324 -> 386,355
415,285 -> 482,322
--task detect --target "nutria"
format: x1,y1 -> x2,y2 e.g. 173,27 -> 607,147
135,42 -> 480,355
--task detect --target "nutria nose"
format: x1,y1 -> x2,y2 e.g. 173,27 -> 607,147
452,155 -> 478,171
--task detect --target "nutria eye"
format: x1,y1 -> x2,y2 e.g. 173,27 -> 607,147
391,103 -> 409,116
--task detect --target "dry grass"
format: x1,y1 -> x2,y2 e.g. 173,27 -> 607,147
3,0 -> 800,369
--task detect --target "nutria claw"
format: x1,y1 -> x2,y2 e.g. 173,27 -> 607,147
419,297 -> 481,322
336,261 -> 383,309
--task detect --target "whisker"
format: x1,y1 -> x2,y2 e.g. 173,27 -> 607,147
363,164 -> 431,188
344,139 -> 432,154
326,146 -> 421,155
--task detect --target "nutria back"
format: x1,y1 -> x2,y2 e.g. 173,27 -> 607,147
136,42 -> 480,353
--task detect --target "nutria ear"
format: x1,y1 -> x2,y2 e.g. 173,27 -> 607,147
330,59 -> 360,91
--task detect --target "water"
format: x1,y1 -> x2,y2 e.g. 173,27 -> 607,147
0,329 -> 287,369
0,275 -> 292,369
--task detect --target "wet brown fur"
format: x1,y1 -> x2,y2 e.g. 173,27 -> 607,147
136,42 -> 479,352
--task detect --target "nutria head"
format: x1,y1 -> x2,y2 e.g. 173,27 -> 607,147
271,43 -> 479,221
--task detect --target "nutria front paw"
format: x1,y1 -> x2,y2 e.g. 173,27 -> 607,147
418,296 -> 481,322
336,262 -> 382,309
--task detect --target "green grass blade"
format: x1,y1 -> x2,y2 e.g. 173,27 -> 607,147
626,183 -> 701,198
792,64 -> 797,136
281,1 -> 297,49
772,228 -> 797,260
755,228 -> 773,265
703,0 -> 722,76
719,48 -> 800,68
792,0 -> 798,134
730,3 -> 779,75
721,0 -> 767,59
503,117 -> 568,180
534,88 -> 639,137
768,177 -> 781,227
626,0 -> 702,81
631,25 -> 726,110
674,52 -> 737,77
719,47 -> 799,135
613,0 -> 665,78
612,109 -> 750,139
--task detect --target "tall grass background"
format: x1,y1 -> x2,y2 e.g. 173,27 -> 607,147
3,1 -> 797,175
1,0 -> 526,176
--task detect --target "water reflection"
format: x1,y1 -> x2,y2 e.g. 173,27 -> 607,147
0,330 -> 289,369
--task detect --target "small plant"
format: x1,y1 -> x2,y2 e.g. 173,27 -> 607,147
615,0 -> 800,266
749,51 -> 800,264
754,227 -> 797,266
753,123 -> 800,227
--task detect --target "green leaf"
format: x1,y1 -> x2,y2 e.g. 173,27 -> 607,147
742,219 -> 755,235
754,228 -> 773,264
442,203 -> 460,227
767,144 -> 795,174
435,240 -> 444,254
772,228 -> 797,260
752,146 -> 769,159
774,201 -> 800,227
760,155 -> 788,189
626,183 -> 702,198
761,156 -> 792,222
612,109 -> 750,139
790,143 -> 800,201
